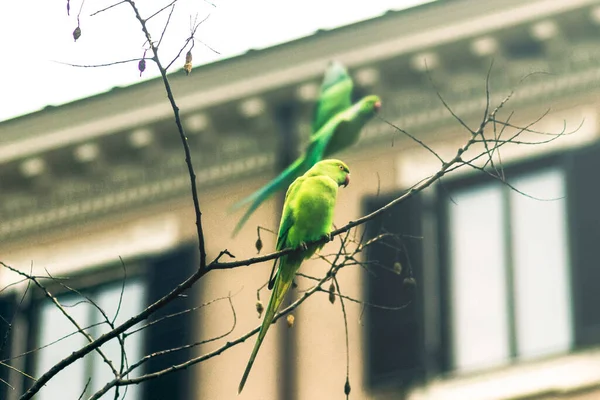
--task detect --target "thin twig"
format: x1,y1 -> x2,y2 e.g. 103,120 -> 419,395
89,0 -> 126,16
146,0 -> 177,22
4,264 -> 119,378
77,377 -> 92,400
157,4 -> 176,48
379,116 -> 445,164
125,294 -> 236,376
332,276 -> 351,399
53,59 -> 142,68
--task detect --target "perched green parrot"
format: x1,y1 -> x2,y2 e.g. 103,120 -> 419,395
230,65 -> 380,236
238,159 -> 351,394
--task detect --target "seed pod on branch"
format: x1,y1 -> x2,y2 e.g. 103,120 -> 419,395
328,282 -> 336,304
255,300 -> 264,319
73,26 -> 81,42
286,314 -> 295,328
344,379 -> 351,395
138,59 -> 146,77
184,50 -> 193,75
255,237 -> 263,254
402,277 -> 416,296
393,262 -> 403,275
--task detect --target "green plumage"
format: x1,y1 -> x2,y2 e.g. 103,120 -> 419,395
311,61 -> 353,135
230,61 -> 381,236
238,159 -> 351,394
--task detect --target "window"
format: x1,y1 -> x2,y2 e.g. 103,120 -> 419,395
34,280 -> 146,400
509,170 -> 572,360
445,168 -> 572,373
364,193 -> 425,388
0,244 -> 197,399
364,144 -> 600,389
0,291 -> 16,400
447,182 -> 512,372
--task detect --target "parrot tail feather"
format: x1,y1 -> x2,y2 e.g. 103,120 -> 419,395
238,274 -> 294,394
230,157 -> 308,237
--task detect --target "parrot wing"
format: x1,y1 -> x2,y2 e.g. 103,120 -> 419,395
229,157 -> 310,237
228,107 -> 346,236
311,61 -> 353,136
304,105 -> 360,166
229,116 -> 339,237
267,177 -> 303,289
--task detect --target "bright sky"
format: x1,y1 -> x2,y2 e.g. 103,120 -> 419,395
0,0 -> 434,123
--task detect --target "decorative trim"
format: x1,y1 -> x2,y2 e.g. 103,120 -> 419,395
0,154 -> 274,242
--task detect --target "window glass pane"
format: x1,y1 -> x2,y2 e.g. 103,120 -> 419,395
510,169 -> 573,359
448,184 -> 510,372
34,279 -> 147,399
35,296 -> 92,400
91,279 -> 146,399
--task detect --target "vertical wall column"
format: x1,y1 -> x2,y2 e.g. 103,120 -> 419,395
274,102 -> 300,400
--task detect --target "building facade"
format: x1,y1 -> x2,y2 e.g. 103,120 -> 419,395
1,0 -> 600,399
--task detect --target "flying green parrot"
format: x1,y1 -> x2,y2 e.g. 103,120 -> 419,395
238,159 -> 351,394
230,62 -> 380,235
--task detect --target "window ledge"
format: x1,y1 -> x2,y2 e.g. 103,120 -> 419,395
408,348 -> 600,400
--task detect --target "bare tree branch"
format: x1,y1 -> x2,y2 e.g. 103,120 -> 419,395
125,1 -> 208,268
332,276 -> 351,398
89,0 -> 126,17
2,263 -> 119,378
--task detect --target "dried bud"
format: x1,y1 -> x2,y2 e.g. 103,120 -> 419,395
344,379 -> 351,395
255,300 -> 264,319
291,280 -> 298,289
286,314 -> 295,328
402,277 -> 417,293
255,237 -> 263,254
73,26 -> 81,42
328,282 -> 336,304
183,51 -> 193,75
393,262 -> 403,275
138,59 -> 146,77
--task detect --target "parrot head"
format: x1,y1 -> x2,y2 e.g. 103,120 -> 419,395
309,159 -> 351,188
360,95 -> 382,116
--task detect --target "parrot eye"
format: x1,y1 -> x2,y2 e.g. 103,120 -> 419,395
339,165 -> 344,170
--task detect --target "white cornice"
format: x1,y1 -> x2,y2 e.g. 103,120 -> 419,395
0,0 -> 598,164
408,347 -> 600,400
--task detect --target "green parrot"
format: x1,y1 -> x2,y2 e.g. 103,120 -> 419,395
238,159 -> 351,394
230,68 -> 380,236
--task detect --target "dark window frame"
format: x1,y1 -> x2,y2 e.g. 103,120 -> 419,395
363,145 -> 600,390
16,242 -> 198,400
435,153 -> 565,372
0,291 -> 17,400
363,192 -> 426,391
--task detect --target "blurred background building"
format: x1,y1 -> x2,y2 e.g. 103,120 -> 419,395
1,0 -> 600,399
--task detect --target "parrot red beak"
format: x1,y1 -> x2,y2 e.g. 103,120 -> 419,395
343,174 -> 350,188
374,101 -> 382,112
